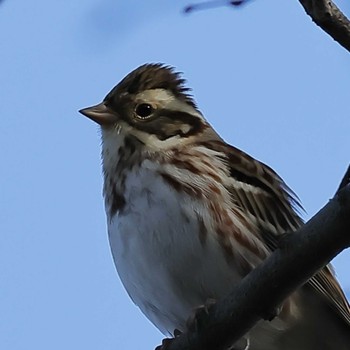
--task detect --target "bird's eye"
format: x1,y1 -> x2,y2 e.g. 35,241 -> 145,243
135,103 -> 154,119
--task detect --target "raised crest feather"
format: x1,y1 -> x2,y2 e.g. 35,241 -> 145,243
104,63 -> 197,109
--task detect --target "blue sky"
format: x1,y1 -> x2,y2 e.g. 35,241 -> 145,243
1,1 -> 349,349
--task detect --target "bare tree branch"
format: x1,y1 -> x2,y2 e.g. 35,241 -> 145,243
156,168 -> 350,350
298,0 -> 350,52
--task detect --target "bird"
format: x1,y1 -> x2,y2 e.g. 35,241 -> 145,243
80,63 -> 350,350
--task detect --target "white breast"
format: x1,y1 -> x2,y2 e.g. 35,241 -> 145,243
107,162 -> 243,335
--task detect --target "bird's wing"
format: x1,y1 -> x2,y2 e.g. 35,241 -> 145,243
204,140 -> 350,326
308,266 -> 350,324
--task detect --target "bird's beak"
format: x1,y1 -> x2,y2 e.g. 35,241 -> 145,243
79,102 -> 118,126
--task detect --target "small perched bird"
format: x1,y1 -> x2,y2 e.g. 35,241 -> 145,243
80,63 -> 350,349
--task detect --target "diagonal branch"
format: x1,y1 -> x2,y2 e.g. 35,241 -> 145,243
156,167 -> 350,350
337,165 -> 350,193
298,0 -> 350,52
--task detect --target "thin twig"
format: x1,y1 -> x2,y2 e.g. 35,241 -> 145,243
184,0 -> 249,14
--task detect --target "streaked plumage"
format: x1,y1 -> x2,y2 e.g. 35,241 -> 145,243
80,63 -> 350,349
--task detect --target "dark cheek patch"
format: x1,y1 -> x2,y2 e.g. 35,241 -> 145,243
132,110 -> 206,140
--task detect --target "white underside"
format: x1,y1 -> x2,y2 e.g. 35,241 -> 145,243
108,165 -> 245,335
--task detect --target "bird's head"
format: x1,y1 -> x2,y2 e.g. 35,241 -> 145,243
80,63 -> 219,151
